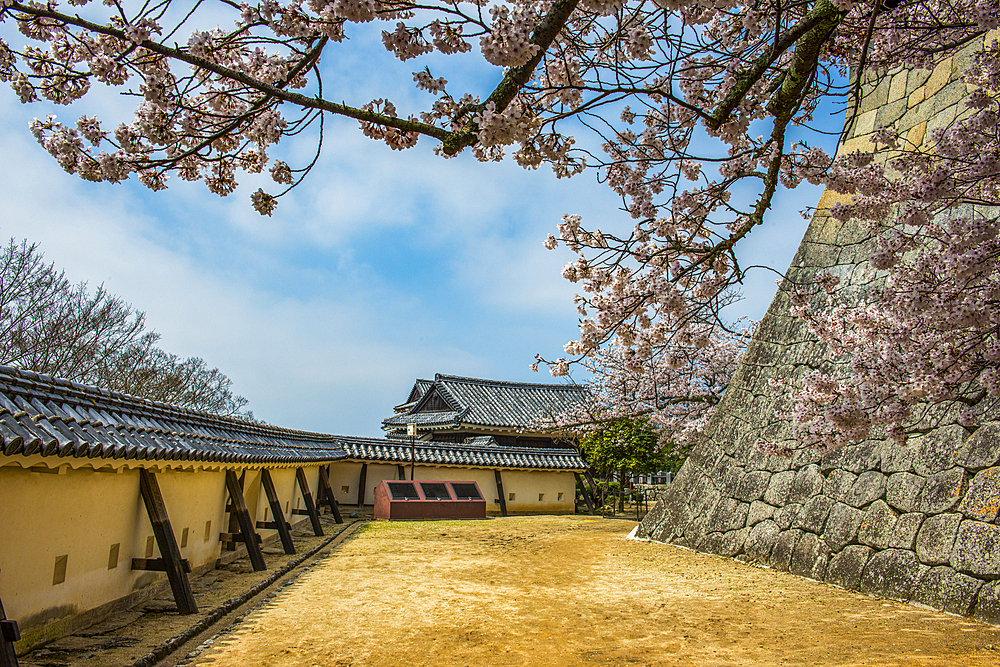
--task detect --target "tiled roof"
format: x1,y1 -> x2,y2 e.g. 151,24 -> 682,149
383,409 -> 466,428
334,435 -> 587,470
383,374 -> 589,430
0,365 -> 588,471
0,365 -> 345,465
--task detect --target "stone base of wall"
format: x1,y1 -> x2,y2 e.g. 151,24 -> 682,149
636,434 -> 1000,626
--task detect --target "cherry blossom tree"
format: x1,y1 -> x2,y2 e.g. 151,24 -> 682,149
0,236 -> 251,416
1,0 -> 997,448
537,322 -> 750,459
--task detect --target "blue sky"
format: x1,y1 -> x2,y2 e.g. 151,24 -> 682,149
0,16 -> 830,436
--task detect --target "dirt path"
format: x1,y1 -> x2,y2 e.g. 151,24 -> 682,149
191,516 -> 999,667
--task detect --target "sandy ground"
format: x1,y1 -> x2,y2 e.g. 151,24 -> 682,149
19,515 -> 361,667
189,516 -> 999,667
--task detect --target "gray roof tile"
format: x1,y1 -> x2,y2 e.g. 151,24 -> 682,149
0,365 -> 586,471
383,373 -> 588,430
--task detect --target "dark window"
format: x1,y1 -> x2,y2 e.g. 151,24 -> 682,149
388,482 -> 420,499
451,483 -> 482,500
420,482 -> 452,500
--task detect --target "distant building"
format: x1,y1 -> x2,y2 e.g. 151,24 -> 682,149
382,373 -> 589,448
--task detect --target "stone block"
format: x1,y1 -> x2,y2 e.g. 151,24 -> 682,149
886,472 -> 925,513
858,500 -> 899,550
744,520 -> 780,564
824,470 -> 858,501
791,447 -> 821,469
645,468 -> 695,541
974,582 -> 1000,625
888,71 -> 908,102
860,549 -> 926,601
959,467 -> 1000,522
688,440 -> 725,475
795,495 -> 834,534
823,441 -> 880,475
735,470 -> 773,502
791,532 -> 830,581
951,520 -> 1000,579
913,425 -> 965,476
772,530 -> 802,572
688,479 -> 722,520
747,500 -> 776,527
684,512 -> 713,549
888,513 -> 925,550
906,121 -> 927,148
957,423 -> 1000,470
845,471 -> 887,508
924,57 -> 954,97
764,470 -> 796,506
774,503 -> 802,531
789,464 -> 824,504
876,98 -> 908,129
933,80 -> 971,115
916,513 -> 962,565
707,497 -> 739,533
698,528 -> 748,558
880,441 -> 916,474
765,452 -> 794,473
908,85 -> 926,108
824,502 -> 866,552
912,567 -> 983,616
714,456 -> 745,497
919,467 -> 968,514
826,545 -> 874,591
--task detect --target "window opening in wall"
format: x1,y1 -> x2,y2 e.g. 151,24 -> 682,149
538,493 -> 545,501
558,492 -> 564,501
204,520 -> 212,542
508,492 -> 516,501
108,544 -> 119,570
181,527 -> 189,548
295,497 -> 300,509
145,536 -> 155,558
53,555 -> 67,585
342,486 -> 350,494
285,501 -> 289,514
264,507 -> 270,521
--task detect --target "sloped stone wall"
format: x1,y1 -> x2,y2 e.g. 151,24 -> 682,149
636,36 -> 1000,625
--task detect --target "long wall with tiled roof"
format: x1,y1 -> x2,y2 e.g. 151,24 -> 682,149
0,366 -> 591,651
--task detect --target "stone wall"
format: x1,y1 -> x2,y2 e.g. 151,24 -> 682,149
636,35 -> 1000,625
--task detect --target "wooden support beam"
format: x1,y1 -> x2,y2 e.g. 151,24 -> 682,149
317,466 -> 344,524
575,472 -> 596,516
260,469 -> 296,555
396,465 -> 406,480
225,469 -> 267,571
295,468 -> 324,536
131,557 -> 191,573
494,469 -> 508,517
356,463 -> 368,508
0,596 -> 20,667
138,469 -> 198,614
255,520 -> 292,530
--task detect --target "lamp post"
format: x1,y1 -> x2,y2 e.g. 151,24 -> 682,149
407,423 -> 416,480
